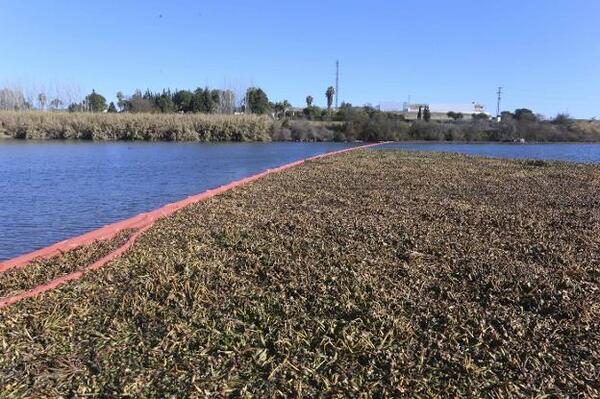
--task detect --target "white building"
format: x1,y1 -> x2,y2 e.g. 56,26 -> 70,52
402,102 -> 487,115
377,101 -> 490,120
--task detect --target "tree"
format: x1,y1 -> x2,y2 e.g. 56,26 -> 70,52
325,86 -> 335,111
303,105 -> 321,120
272,102 -> 284,118
49,98 -> 63,111
423,106 -> 431,122
514,108 -> 537,122
126,89 -> 155,113
85,90 -> 107,112
107,102 -> 118,113
68,102 -> 84,112
38,93 -> 47,111
156,93 -> 175,113
190,88 -> 216,113
417,106 -> 422,120
245,87 -> 270,114
306,95 -> 313,107
272,100 -> 292,119
282,100 -> 291,118
173,90 -> 194,112
447,111 -> 463,120
116,91 -> 126,111
0,87 -> 26,110
552,113 -> 571,125
472,113 -> 490,120
214,89 -> 235,114
129,97 -> 155,113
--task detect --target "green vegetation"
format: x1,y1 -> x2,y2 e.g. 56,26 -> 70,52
0,150 -> 598,396
86,90 -> 107,113
245,87 -> 270,115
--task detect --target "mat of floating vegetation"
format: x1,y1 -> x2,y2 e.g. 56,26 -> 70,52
0,150 -> 598,397
0,229 -> 134,299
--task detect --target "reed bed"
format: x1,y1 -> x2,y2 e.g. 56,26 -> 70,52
0,111 -> 273,141
0,150 -> 598,397
0,229 -> 134,298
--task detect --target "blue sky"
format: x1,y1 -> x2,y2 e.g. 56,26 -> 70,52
1,0 -> 599,118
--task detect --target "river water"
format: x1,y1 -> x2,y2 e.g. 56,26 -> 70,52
0,141 -> 358,260
1,141 -> 598,260
378,142 -> 600,163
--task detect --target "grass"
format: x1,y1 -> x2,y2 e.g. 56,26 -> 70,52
0,111 -> 273,141
0,150 -> 598,397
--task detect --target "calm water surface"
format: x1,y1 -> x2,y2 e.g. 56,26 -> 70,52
1,141 -> 598,260
379,142 -> 600,163
0,141 -> 358,260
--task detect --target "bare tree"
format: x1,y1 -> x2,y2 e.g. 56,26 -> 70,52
0,86 -> 26,110
38,93 -> 47,111
49,98 -> 63,110
116,91 -> 126,111
216,90 -> 235,114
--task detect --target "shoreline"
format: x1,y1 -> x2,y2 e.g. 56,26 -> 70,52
2,136 -> 600,144
1,110 -> 600,143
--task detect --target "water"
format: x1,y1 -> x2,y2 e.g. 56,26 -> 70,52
378,142 -> 600,163
1,141 -> 599,261
0,141 -> 358,260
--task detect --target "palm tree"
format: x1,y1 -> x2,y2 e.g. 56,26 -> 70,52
325,87 -> 335,111
306,95 -> 313,107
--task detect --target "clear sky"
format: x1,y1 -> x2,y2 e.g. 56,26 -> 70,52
1,0 -> 599,118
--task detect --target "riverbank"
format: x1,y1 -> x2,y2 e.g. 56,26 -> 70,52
1,150 -> 598,396
0,111 -> 273,141
3,110 -> 600,143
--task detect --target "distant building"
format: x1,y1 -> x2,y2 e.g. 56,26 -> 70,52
380,101 -> 491,120
402,103 -> 429,113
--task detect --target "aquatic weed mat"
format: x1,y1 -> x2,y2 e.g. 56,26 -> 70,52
0,229 -> 134,299
0,150 -> 598,397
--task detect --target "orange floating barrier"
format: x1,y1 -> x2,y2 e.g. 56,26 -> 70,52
0,142 -> 386,308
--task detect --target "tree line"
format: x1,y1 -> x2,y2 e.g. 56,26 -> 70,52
0,83 -> 343,118
2,83 -> 599,143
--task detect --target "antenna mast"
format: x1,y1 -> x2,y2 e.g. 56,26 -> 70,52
496,86 -> 503,119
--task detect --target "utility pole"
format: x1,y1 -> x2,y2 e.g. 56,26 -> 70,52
496,86 -> 503,120
335,60 -> 339,109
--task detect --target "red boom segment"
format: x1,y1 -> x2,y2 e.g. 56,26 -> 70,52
0,143 -> 385,308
